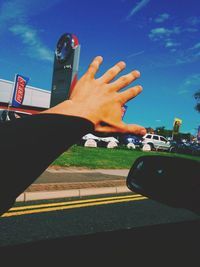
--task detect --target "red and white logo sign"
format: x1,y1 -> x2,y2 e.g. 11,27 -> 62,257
15,76 -> 26,104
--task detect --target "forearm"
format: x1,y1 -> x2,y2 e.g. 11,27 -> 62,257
0,114 -> 93,213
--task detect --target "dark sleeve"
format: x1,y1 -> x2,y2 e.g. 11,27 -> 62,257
0,114 -> 94,215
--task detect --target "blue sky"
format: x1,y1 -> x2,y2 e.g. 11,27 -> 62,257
0,0 -> 200,135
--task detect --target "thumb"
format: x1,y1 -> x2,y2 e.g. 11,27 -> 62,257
95,121 -> 146,135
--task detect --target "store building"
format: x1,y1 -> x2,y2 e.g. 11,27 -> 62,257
0,78 -> 51,116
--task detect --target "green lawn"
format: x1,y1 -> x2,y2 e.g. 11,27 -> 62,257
52,145 -> 200,169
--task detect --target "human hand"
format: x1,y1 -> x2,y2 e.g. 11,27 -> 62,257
44,56 -> 146,135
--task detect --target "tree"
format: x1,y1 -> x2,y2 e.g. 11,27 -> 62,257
155,126 -> 166,136
194,90 -> 200,112
155,126 -> 172,138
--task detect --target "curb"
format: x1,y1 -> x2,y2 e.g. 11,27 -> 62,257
16,186 -> 132,202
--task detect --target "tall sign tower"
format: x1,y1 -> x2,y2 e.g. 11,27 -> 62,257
50,33 -> 80,107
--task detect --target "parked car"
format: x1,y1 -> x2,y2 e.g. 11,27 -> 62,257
191,143 -> 200,156
169,141 -> 200,156
0,109 -> 30,122
141,133 -> 171,151
123,135 -> 143,149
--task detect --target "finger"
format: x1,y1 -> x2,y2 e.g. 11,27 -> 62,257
121,124 -> 147,135
86,56 -> 103,78
98,61 -> 126,83
118,85 -> 143,105
109,70 -> 140,91
95,122 -> 146,135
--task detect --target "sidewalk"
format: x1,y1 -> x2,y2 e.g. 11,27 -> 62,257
16,167 -> 132,202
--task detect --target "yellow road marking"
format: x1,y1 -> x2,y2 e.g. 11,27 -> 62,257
9,194 -> 143,211
1,194 -> 147,217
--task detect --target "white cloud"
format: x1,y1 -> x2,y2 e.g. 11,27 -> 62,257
148,17 -> 200,65
149,28 -> 170,41
10,24 -> 37,44
145,17 -> 200,69
195,51 -> 200,57
148,27 -> 183,54
145,49 -> 200,70
184,74 -> 200,87
0,1 -> 26,23
149,27 -> 181,41
0,0 -> 61,61
175,52 -> 200,66
170,48 -> 177,53
187,16 -> 200,26
178,74 -> 200,95
184,28 -> 198,33
151,27 -> 170,34
190,42 -> 200,50
0,0 -> 61,24
177,89 -> 189,95
165,40 -> 180,48
126,0 -> 150,20
127,50 -> 145,58
154,13 -> 170,23
10,24 -> 53,62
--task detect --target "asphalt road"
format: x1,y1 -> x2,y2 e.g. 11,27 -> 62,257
1,193 -> 200,264
1,166 -> 200,264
